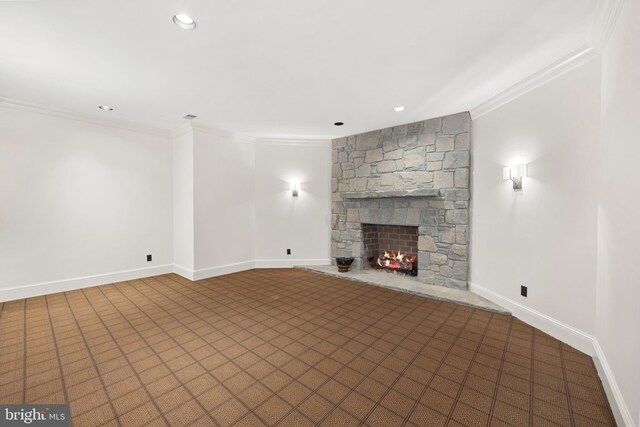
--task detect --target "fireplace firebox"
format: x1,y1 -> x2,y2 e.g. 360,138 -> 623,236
363,224 -> 419,276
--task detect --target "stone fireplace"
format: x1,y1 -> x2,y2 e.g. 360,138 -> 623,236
331,112 -> 471,289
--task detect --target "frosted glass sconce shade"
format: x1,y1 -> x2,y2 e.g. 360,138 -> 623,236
503,164 -> 528,189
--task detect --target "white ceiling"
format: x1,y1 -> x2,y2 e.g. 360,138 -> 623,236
0,0 -> 598,138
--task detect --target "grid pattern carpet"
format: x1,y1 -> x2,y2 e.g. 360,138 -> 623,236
0,269 -> 615,426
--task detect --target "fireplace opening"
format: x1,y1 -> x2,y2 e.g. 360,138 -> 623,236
363,224 -> 419,276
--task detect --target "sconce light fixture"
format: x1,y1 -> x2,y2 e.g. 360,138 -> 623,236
503,164 -> 527,189
291,183 -> 299,197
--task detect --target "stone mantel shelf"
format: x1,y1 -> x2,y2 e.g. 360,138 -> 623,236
342,189 -> 441,199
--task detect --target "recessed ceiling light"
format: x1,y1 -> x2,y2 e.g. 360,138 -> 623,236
393,106 -> 405,112
334,122 -> 344,126
182,114 -> 197,120
98,105 -> 114,111
173,14 -> 196,30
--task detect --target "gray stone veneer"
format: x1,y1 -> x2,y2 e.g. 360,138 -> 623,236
331,112 -> 471,289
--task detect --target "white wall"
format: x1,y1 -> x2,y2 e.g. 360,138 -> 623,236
471,28 -> 640,424
597,0 -> 640,424
172,126 -> 194,272
193,127 -> 255,276
0,108 -> 331,296
171,131 -> 330,276
470,59 -> 601,336
0,106 -> 173,300
253,140 -> 331,266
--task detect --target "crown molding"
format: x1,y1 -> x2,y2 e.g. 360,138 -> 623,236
469,0 -> 627,121
0,98 -> 258,143
470,46 -> 597,120
0,96 -> 170,138
171,124 -> 327,145
190,123 -> 256,143
589,0 -> 626,52
170,122 -> 194,139
255,138 -> 331,147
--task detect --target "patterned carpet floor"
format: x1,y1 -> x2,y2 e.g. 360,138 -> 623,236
0,269 -> 616,426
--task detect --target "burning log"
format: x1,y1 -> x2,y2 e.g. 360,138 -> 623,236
376,250 -> 416,272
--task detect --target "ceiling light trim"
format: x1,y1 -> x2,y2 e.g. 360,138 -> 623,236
173,14 -> 196,30
470,46 -> 597,120
0,97 -> 168,138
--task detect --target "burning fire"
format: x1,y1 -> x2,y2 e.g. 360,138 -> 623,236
376,250 -> 416,271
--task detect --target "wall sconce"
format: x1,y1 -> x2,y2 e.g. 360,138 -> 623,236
503,164 -> 527,189
291,183 -> 299,197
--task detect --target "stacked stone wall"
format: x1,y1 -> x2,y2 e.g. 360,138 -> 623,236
331,112 -> 471,289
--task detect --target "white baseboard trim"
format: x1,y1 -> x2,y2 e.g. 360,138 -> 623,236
172,264 -> 195,281
0,260 -> 331,301
468,282 -> 594,354
254,258 -> 331,268
592,339 -> 636,427
469,281 -> 634,427
0,264 -> 174,302
175,259 -> 331,278
192,261 -> 255,280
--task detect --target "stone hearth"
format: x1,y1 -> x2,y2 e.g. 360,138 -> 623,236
296,265 -> 507,314
331,112 -> 471,289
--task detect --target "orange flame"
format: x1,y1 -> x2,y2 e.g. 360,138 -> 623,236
377,250 -> 416,270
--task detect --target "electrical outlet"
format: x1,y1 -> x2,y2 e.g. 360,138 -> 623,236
147,254 -> 152,262
520,285 -> 527,297
286,249 -> 291,255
